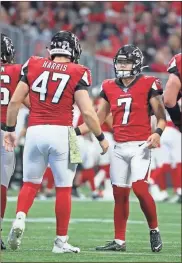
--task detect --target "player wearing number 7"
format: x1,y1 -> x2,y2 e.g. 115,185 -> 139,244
77,45 -> 166,252
4,31 -> 109,253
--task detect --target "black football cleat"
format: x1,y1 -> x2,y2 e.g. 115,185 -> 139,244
72,187 -> 81,198
96,240 -> 126,251
150,230 -> 162,252
1,239 -> 6,250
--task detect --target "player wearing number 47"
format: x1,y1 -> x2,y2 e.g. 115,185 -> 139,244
4,30 -> 109,253
77,45 -> 166,252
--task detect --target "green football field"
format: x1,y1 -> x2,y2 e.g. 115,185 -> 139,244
1,197 -> 181,262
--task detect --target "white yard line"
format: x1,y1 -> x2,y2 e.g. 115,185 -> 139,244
7,196 -> 138,202
3,217 -> 181,226
19,237 -> 182,244
13,248 -> 181,257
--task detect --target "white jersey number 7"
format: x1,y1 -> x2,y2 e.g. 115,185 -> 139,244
117,97 -> 132,124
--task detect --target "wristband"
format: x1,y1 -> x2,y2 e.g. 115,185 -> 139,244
155,128 -> 163,136
96,132 -> 105,141
6,126 -> 15,132
74,127 -> 81,136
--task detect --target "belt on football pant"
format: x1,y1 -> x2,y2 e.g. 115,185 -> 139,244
1,123 -> 6,131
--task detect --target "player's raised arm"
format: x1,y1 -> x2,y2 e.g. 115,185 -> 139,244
74,90 -> 109,154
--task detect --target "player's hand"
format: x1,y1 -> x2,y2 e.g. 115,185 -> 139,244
3,132 -> 17,152
99,138 -> 109,155
147,133 -> 160,149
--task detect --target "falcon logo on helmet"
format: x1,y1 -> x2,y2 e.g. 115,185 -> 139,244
49,31 -> 82,63
113,44 -> 144,78
1,33 -> 15,64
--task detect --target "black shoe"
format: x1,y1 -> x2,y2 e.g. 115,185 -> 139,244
150,230 -> 162,252
72,187 -> 81,198
1,239 -> 6,250
177,195 -> 182,204
96,240 -> 126,251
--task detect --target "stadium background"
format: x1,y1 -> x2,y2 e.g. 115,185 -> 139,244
1,1 -> 181,262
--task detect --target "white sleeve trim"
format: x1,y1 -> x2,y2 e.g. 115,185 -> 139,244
81,71 -> 89,86
151,81 -> 158,90
167,58 -> 176,71
21,58 -> 30,75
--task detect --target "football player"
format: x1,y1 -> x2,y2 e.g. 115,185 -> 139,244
76,45 -> 166,252
1,34 -> 24,250
164,53 -> 182,132
4,31 -> 109,253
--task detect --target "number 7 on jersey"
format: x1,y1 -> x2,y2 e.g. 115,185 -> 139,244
117,97 -> 132,124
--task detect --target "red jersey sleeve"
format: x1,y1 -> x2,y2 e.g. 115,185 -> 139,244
100,80 -> 109,102
20,56 -> 43,85
148,78 -> 163,100
75,66 -> 92,91
167,54 -> 182,80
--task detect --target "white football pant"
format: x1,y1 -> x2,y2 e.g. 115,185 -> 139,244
23,125 -> 77,186
1,129 -> 15,188
110,141 -> 151,188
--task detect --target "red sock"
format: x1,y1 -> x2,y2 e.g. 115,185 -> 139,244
150,166 -> 164,184
1,185 -> 7,219
113,185 -> 130,241
99,165 -> 110,179
80,168 -> 96,191
55,187 -> 72,236
156,172 -> 167,191
171,163 -> 181,192
44,168 -> 54,189
16,182 -> 41,214
133,180 -> 158,229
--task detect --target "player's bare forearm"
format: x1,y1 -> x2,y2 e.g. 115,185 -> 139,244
78,98 -> 110,135
6,101 -> 21,126
82,110 -> 102,136
75,90 -> 103,136
150,95 -> 166,131
104,113 -> 113,130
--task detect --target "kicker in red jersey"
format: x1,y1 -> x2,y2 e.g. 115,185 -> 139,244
167,53 -> 182,82
100,75 -> 163,142
1,64 -> 22,123
21,56 -> 92,127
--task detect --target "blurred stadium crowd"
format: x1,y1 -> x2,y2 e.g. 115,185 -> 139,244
1,1 -> 181,72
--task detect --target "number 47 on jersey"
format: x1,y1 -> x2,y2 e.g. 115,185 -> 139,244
32,71 -> 70,103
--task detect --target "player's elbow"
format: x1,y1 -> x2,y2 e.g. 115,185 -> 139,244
164,97 -> 176,108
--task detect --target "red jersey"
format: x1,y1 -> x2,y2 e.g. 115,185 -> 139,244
1,64 -> 22,123
77,114 -> 111,133
100,75 -> 163,142
167,53 -> 182,82
21,56 -> 92,127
